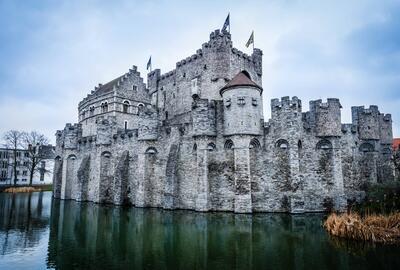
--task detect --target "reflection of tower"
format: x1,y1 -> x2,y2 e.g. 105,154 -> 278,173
220,71 -> 263,213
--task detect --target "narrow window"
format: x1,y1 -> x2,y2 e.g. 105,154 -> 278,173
123,100 -> 130,113
225,98 -> 231,107
237,96 -> 245,106
191,78 -> 198,96
124,121 -> 128,131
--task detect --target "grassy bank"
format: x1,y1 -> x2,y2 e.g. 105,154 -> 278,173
0,184 -> 53,193
324,212 -> 400,243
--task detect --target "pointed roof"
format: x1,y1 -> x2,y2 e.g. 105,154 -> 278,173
220,71 -> 262,95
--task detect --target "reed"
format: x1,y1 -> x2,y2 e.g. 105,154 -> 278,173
3,187 -> 40,193
324,212 -> 400,243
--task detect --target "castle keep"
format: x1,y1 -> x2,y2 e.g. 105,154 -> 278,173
53,29 -> 394,213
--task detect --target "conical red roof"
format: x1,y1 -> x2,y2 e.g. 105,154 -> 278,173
220,71 -> 262,95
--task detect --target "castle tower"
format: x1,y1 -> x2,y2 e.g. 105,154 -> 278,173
220,71 -> 263,213
270,96 -> 303,212
309,98 -> 342,137
221,71 -> 263,136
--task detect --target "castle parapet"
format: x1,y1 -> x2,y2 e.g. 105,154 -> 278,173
309,98 -> 342,137
63,123 -> 81,149
192,98 -> 217,136
96,117 -> 116,145
352,105 -> 380,140
138,106 -> 158,140
379,113 -> 393,144
271,96 -> 302,112
147,69 -> 161,95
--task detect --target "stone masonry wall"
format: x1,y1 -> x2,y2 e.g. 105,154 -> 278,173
54,29 -> 395,213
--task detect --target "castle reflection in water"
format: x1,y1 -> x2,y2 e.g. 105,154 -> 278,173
1,192 -> 400,270
47,199 -> 399,270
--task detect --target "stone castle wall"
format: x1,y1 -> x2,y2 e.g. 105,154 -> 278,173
53,30 -> 395,213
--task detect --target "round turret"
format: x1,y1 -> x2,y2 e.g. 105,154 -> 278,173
220,71 -> 263,136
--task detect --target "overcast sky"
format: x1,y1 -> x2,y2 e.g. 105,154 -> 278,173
0,0 -> 399,144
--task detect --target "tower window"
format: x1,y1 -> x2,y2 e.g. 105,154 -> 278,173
101,102 -> 108,113
252,98 -> 258,106
237,96 -> 245,106
124,121 -> 128,131
132,85 -> 137,91
225,98 -> 231,107
123,100 -> 130,113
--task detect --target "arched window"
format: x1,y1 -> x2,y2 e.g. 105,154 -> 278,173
145,147 -> 157,154
207,142 -> 216,152
101,102 -> 108,113
123,100 -> 130,113
276,139 -> 289,149
138,103 -> 144,109
224,140 -> 234,149
316,139 -> 333,150
359,142 -> 374,152
249,138 -> 261,149
67,154 -> 76,160
101,151 -> 111,158
89,106 -> 95,116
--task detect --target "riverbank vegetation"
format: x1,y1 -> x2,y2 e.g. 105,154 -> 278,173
325,181 -> 400,243
324,212 -> 400,243
1,184 -> 53,193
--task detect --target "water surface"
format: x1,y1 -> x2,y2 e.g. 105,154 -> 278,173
0,192 -> 399,269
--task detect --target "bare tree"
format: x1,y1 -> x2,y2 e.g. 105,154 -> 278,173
23,131 -> 49,186
3,130 -> 24,186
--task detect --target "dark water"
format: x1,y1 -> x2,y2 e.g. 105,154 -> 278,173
0,192 -> 399,270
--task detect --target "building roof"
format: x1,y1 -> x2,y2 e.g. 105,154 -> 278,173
393,138 -> 400,150
220,71 -> 263,95
93,75 -> 123,96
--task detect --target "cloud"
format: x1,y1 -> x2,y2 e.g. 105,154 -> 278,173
0,0 -> 399,144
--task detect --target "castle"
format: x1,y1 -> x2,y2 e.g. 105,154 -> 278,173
53,29 -> 394,213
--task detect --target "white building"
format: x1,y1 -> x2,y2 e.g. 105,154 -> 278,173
0,145 -> 55,186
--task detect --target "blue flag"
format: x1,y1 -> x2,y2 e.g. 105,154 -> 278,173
222,13 -> 230,32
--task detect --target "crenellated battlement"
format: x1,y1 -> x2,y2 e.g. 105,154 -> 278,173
306,98 -> 342,137
271,96 -> 302,112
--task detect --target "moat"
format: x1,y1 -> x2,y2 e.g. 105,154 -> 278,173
0,192 -> 399,270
